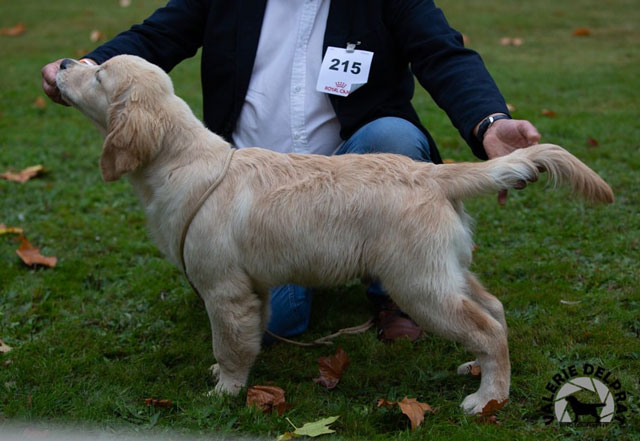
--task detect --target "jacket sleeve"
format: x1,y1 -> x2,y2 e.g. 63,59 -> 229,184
387,0 -> 510,159
84,0 -> 209,73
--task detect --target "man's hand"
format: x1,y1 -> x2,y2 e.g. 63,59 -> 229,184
41,59 -> 68,105
481,117 -> 541,205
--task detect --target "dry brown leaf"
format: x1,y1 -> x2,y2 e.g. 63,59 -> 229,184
461,33 -> 469,46
33,97 -> 47,109
506,103 -> 517,112
0,224 -> 24,235
247,385 -> 292,416
90,30 -> 106,42
378,397 -> 433,430
313,347 -> 349,390
587,137 -> 599,147
16,235 -> 58,268
0,339 -> 13,354
474,398 -> 508,424
144,398 -> 173,408
442,158 -> 456,164
572,27 -> 591,37
541,109 -> 557,117
479,398 -> 508,416
1,23 -> 27,37
1,165 -> 44,183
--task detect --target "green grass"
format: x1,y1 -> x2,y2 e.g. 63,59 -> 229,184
1,0 -> 639,439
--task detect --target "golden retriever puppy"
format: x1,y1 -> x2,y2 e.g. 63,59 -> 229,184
56,55 -> 613,415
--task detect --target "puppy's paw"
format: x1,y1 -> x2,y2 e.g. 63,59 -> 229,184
461,392 -> 488,415
460,391 -> 508,415
214,379 -> 243,396
457,360 -> 481,376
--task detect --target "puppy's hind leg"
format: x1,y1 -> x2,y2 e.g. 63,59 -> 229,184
200,276 -> 264,396
457,272 -> 507,376
396,285 -> 510,415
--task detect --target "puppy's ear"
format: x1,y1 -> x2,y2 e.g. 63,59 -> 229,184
100,86 -> 163,181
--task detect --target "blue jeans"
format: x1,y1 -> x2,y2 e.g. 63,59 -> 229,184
265,117 -> 431,342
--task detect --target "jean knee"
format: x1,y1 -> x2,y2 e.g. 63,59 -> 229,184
338,117 -> 431,162
264,284 -> 312,342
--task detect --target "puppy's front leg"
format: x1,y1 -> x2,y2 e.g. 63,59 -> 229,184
200,277 -> 264,396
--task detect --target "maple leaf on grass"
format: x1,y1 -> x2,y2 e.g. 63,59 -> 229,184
278,416 -> 340,439
1,165 -> 44,183
313,346 -> 349,390
377,397 -> 434,430
246,385 -> 292,415
16,235 -> 57,268
475,398 -> 508,425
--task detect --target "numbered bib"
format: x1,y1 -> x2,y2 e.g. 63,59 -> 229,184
316,46 -> 374,97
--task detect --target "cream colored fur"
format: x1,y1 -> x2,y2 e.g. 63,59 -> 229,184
57,55 -> 613,415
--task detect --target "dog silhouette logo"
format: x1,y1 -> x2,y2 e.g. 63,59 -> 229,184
554,377 -> 615,423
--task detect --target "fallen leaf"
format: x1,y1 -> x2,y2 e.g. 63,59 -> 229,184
276,432 -> 296,441
15,235 -> 58,268
587,137 -> 599,147
120,0 -> 132,7
1,165 -> 44,183
572,27 -> 591,37
313,347 -> 349,390
33,97 -> 47,109
378,397 -> 433,430
0,224 -> 24,235
499,37 -> 524,47
506,103 -> 517,112
247,385 -> 292,415
289,416 -> 339,437
144,398 -> 172,408
0,339 -> 13,354
470,364 -> 482,376
90,30 -> 105,42
541,109 -> 557,117
1,23 -> 27,37
442,158 -> 456,164
461,33 -> 469,46
479,398 -> 508,416
474,399 -> 508,424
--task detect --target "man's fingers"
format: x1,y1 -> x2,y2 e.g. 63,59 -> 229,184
41,59 -> 69,105
518,120 -> 541,145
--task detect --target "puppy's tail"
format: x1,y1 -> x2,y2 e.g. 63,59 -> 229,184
435,143 -> 614,203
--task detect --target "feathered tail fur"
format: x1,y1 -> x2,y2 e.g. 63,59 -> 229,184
433,143 -> 614,204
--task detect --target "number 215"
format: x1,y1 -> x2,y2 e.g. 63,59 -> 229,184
329,58 -> 361,75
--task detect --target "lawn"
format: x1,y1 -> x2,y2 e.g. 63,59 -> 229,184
1,0 -> 639,440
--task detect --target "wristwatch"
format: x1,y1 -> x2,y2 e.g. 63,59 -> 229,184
476,114 -> 512,142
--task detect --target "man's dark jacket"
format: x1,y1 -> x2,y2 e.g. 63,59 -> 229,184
86,0 -> 511,163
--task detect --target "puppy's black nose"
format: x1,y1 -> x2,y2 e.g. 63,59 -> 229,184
59,58 -> 74,70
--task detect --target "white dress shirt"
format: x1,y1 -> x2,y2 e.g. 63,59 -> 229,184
232,0 -> 342,155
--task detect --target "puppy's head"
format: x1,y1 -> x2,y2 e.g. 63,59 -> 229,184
57,55 -> 174,181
